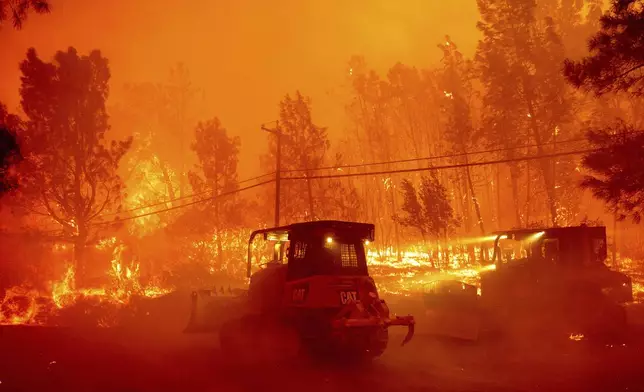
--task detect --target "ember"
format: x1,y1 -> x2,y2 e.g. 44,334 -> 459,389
569,333 -> 584,341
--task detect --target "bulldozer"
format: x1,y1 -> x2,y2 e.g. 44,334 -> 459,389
421,225 -> 634,341
184,220 -> 415,361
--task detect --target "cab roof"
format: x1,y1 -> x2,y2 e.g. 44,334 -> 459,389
249,220 -> 375,243
492,225 -> 606,241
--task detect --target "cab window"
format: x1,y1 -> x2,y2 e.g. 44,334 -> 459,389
286,238 -> 367,281
498,238 -> 531,264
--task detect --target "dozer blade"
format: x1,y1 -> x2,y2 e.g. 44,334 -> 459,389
184,288 -> 247,334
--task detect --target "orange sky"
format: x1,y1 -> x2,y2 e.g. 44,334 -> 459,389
0,0 -> 480,177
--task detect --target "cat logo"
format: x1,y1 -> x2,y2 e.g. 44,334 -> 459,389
339,291 -> 358,304
291,284 -> 309,303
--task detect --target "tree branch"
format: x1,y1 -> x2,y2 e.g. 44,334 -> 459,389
88,184 -> 110,221
41,190 -> 72,229
83,166 -> 97,218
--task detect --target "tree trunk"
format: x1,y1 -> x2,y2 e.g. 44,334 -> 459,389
496,166 -> 502,230
213,182 -> 223,266
391,194 -> 402,261
454,175 -> 468,233
484,166 -> 493,230
461,171 -> 472,233
161,162 -> 176,203
525,161 -> 531,225
524,86 -> 558,226
465,159 -> 485,235
509,164 -> 522,228
74,225 -> 88,289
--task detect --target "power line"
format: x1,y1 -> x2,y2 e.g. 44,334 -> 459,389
94,179 -> 274,226
280,137 -> 589,173
93,179 -> 275,228
34,175 -> 274,233
281,148 -> 598,181
33,178 -> 275,235
82,135 -> 620,218
101,171 -> 276,217
19,146 -> 600,235
88,148 -> 599,226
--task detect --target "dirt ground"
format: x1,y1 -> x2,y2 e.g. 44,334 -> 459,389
1,293 -> 643,392
1,327 -> 643,391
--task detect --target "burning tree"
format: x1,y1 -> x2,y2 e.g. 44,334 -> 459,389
262,91 -> 328,223
396,175 -> 458,250
476,0 -> 580,227
564,0 -> 644,97
438,36 -> 485,235
345,58 -> 408,250
109,64 -> 202,236
0,102 -> 22,195
188,117 -> 242,262
0,0 -> 50,29
581,123 -> 644,223
263,91 -> 361,224
564,0 -> 644,224
13,47 -> 132,287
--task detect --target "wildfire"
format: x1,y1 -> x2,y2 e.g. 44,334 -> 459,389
366,247 -> 496,296
1,238 -> 172,327
0,287 -> 40,325
96,236 -> 117,250
51,264 -> 75,309
2,233 -> 643,327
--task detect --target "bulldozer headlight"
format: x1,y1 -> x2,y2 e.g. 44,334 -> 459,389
326,237 -> 333,244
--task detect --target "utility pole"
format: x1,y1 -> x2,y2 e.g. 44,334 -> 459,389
262,121 -> 282,227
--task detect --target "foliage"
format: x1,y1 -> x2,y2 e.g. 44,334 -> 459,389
13,47 -> 131,284
564,0 -> 644,96
262,92 -> 363,225
581,122 -> 644,222
396,175 -> 458,240
439,36 -> 477,152
0,102 -> 23,194
0,0 -> 49,29
261,91 -> 329,223
438,36 -> 486,234
475,0 -> 580,227
184,118 -> 243,239
190,118 -> 240,198
563,1 -> 644,224
108,65 -> 202,236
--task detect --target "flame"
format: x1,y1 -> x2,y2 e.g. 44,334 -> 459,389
52,264 -> 75,309
1,237 -> 173,326
0,287 -> 40,325
3,233 -> 643,327
125,156 -> 175,237
96,236 -> 117,250
569,333 -> 584,341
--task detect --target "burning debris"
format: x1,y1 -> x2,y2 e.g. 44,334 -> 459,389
569,333 -> 585,341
